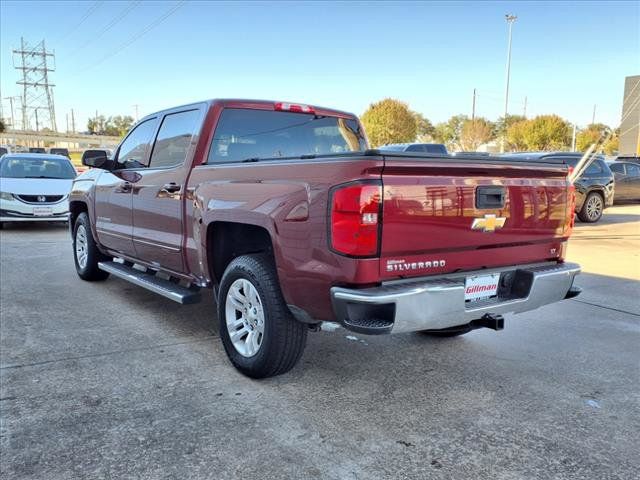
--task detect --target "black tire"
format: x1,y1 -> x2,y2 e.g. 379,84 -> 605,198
577,192 -> 604,223
217,254 -> 307,378
72,212 -> 110,281
419,325 -> 472,338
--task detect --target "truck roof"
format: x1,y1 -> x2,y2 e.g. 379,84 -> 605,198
141,99 -> 358,122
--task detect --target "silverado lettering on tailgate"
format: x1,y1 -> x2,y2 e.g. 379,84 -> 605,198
386,259 -> 446,272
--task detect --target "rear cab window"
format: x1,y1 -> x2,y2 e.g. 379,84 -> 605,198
208,108 -> 367,164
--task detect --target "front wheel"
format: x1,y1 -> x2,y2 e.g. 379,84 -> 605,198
577,192 -> 604,223
73,212 -> 110,281
217,254 -> 307,378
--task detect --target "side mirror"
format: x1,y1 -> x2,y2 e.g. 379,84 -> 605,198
82,150 -> 109,168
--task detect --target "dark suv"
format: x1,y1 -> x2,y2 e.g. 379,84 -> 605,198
505,152 -> 614,223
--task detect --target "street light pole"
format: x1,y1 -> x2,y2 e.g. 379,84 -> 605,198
502,14 -> 517,153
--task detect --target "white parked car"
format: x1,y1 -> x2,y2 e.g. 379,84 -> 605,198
0,153 -> 76,227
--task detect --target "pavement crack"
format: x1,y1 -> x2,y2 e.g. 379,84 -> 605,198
0,337 -> 214,371
570,299 -> 640,317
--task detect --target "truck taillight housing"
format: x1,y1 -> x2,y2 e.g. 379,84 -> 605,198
329,181 -> 382,257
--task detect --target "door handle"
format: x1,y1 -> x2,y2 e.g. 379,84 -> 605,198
161,182 -> 181,193
119,181 -> 132,193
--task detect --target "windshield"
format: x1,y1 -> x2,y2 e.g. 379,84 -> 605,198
0,156 -> 76,179
208,109 -> 368,163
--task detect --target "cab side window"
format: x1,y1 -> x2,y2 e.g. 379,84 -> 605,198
609,163 -> 625,174
149,110 -> 200,169
585,161 -> 604,175
627,163 -> 640,177
115,118 -> 157,169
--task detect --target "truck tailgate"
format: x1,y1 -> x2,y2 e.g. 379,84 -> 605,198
380,157 -> 571,279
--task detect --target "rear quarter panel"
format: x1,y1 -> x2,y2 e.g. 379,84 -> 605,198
186,158 -> 384,320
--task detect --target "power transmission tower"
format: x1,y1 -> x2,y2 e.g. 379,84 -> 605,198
12,37 -> 58,131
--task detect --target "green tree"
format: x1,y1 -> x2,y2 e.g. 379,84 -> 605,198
87,115 -> 134,136
505,120 -> 529,151
0,119 -> 5,133
576,123 -> 611,152
494,114 -> 526,138
361,98 -> 417,147
106,115 -> 135,137
603,133 -> 619,155
460,117 -> 495,151
87,115 -> 107,134
433,114 -> 468,150
412,111 -> 435,142
505,115 -> 571,151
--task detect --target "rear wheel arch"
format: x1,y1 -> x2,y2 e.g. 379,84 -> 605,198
206,221 -> 276,287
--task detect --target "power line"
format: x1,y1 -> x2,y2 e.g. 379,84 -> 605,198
66,1 -> 141,60
79,1 -> 187,73
54,1 -> 104,45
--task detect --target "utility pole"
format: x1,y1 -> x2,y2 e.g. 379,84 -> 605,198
66,113 -> 69,133
13,37 -> 58,131
4,96 -> 17,129
571,124 -> 577,151
133,104 -> 139,122
591,104 -> 596,125
71,108 -> 76,132
501,14 -> 517,153
471,89 -> 476,121
523,96 -> 527,118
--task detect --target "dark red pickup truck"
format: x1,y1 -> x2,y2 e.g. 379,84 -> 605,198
70,99 -> 581,378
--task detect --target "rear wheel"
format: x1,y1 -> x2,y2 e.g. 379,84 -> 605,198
73,212 -> 110,281
577,192 -> 603,223
218,254 -> 307,378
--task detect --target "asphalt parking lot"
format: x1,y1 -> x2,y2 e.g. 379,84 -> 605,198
1,205 -> 639,480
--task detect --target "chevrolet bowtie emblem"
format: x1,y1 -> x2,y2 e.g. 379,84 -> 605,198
471,214 -> 506,232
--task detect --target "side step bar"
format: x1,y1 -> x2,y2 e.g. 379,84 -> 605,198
98,261 -> 202,305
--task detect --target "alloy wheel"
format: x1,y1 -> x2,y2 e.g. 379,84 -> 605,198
586,195 -> 603,221
75,224 -> 88,269
225,278 -> 265,358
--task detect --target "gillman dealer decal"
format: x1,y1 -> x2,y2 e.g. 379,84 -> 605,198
386,259 -> 446,272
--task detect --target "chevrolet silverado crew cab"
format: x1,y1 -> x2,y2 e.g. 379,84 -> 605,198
70,99 -> 581,378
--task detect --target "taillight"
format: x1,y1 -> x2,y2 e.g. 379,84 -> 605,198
274,102 -> 315,114
330,182 -> 382,257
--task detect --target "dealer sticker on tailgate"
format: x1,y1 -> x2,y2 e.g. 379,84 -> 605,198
465,273 -> 500,301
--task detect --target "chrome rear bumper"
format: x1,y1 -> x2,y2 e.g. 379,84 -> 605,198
330,262 -> 581,334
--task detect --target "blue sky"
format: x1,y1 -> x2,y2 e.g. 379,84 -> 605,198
1,0 -> 638,132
